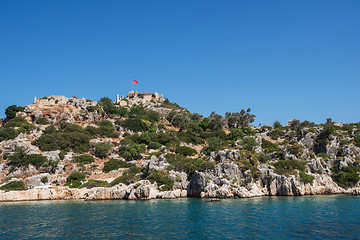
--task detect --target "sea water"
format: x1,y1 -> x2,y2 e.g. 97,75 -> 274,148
0,195 -> 359,239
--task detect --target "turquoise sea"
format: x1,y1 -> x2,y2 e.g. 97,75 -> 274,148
0,195 -> 359,239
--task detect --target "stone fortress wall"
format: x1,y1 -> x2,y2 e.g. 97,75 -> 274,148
114,91 -> 165,106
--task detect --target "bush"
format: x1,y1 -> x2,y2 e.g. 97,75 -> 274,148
36,116 -> 48,125
269,128 -> 285,140
92,120 -> 119,138
0,181 -> 26,191
118,143 -> 146,161
331,163 -> 360,188
5,105 -> 24,119
58,150 -> 67,160
258,153 -> 272,163
242,137 -> 258,151
262,140 -> 281,155
316,153 -> 330,160
176,132 -> 204,145
41,176 -> 48,184
121,118 -> 149,132
22,154 -> 48,168
74,154 -> 95,164
228,128 -> 244,140
203,137 -> 225,155
94,142 -> 113,159
5,117 -> 28,128
148,141 -> 162,149
355,133 -> 360,147
299,171 -> 314,183
165,154 -> 215,179
146,170 -> 174,191
175,146 -> 197,156
200,130 -> 227,140
81,179 -> 109,189
66,172 -> 86,188
86,106 -> 97,112
33,125 -> 91,153
103,159 -> 135,173
286,143 -> 304,157
272,159 -> 305,175
0,128 -> 17,142
110,166 -> 141,186
0,117 -> 34,141
8,148 -> 48,168
146,110 -> 160,122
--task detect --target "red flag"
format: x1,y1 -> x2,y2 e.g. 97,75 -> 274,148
132,80 -> 138,84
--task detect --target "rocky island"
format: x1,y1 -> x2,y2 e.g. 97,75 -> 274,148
0,91 -> 359,201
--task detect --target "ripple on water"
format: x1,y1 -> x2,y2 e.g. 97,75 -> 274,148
0,196 -> 359,239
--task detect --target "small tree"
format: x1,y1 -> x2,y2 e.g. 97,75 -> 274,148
94,142 -> 113,159
5,105 -> 24,119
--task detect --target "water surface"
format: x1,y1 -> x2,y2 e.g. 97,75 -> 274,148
0,195 -> 359,239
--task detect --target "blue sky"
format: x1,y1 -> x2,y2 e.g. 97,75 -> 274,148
0,0 -> 359,125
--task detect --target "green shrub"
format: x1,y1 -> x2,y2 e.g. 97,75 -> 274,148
8,148 -> 48,168
146,110 -> 160,122
242,137 -> 258,151
146,170 -> 174,191
86,106 -> 97,112
165,154 -> 215,179
176,132 -> 204,145
95,120 -> 119,138
118,143 -> 146,161
121,118 -> 149,132
0,181 -> 26,191
340,140 -> 351,146
272,159 -> 305,175
58,150 -> 67,160
331,163 -> 360,188
287,143 -> 304,157
0,128 -> 17,142
41,176 -> 48,184
0,117 -> 34,140
33,124 -> 91,153
316,153 -> 330,160
36,116 -> 48,125
299,171 -> 314,183
5,117 -> 28,128
148,141 -> 162,149
74,154 -> 95,164
269,128 -> 285,140
5,105 -> 24,119
262,140 -> 281,154
200,130 -> 227,140
94,142 -> 113,159
355,133 -> 360,147
110,166 -> 141,186
81,179 -> 109,189
22,154 -> 48,168
203,137 -> 225,155
175,146 -> 197,156
228,128 -> 244,140
258,153 -> 272,163
103,159 -> 135,173
66,172 -> 86,188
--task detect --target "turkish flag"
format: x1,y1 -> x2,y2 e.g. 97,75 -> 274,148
132,80 -> 138,84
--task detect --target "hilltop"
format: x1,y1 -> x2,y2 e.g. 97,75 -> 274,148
0,91 -> 359,201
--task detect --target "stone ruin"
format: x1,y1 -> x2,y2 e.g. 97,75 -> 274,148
33,96 -> 69,106
114,91 -> 165,106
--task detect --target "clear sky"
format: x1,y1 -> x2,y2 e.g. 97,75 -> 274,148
0,0 -> 359,125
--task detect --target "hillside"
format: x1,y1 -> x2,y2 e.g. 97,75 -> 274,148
0,91 -> 359,201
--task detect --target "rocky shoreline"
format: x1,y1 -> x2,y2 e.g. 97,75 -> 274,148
1,176 -> 359,202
